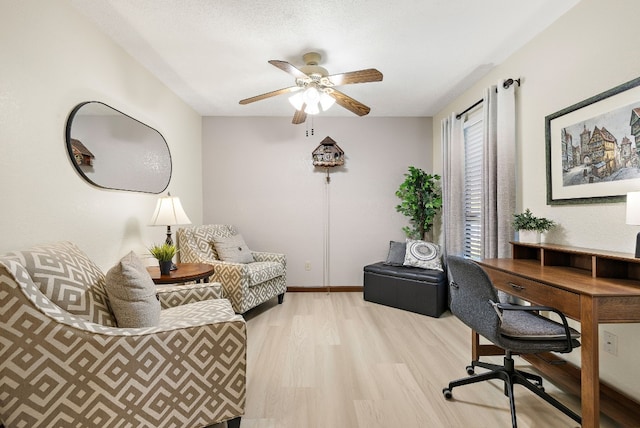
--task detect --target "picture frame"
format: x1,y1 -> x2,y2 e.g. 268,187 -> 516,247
546,76 -> 640,205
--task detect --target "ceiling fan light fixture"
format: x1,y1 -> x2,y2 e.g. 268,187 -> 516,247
302,87 -> 320,105
291,86 -> 332,115
305,102 -> 320,115
319,92 -> 336,111
289,92 -> 304,110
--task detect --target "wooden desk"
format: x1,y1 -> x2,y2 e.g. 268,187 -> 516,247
477,243 -> 640,428
146,263 -> 214,285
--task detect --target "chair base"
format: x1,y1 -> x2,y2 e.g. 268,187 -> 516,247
443,353 -> 581,428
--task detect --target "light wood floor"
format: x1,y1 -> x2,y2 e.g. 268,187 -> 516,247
239,292 -> 619,428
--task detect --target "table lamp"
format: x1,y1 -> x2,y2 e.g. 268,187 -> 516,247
625,191 -> 640,258
149,193 -> 192,246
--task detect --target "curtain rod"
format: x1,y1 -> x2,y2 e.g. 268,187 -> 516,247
455,78 -> 521,120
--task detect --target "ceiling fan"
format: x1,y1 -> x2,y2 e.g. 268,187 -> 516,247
239,52 -> 383,124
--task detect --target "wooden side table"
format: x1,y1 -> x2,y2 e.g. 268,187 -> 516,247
147,263 -> 214,285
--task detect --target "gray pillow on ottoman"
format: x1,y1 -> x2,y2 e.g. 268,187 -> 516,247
105,251 -> 161,328
384,240 -> 407,266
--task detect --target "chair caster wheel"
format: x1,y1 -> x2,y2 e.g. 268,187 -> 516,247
466,365 -> 475,375
443,388 -> 453,399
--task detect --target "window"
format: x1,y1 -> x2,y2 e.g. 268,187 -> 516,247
463,111 -> 483,260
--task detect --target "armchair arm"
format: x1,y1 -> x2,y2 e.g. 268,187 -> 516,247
207,260 -> 250,297
252,251 -> 286,265
156,282 -> 222,309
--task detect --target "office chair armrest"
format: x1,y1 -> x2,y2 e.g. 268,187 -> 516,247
496,302 -> 576,351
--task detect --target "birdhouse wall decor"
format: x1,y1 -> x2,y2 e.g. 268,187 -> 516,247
70,138 -> 95,167
312,136 -> 345,167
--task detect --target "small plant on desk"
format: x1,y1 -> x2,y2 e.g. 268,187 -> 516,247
512,209 -> 556,244
512,209 -> 555,232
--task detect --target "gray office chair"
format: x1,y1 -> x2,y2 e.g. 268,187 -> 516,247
443,256 -> 581,428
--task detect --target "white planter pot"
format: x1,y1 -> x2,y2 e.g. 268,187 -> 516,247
518,230 -> 541,244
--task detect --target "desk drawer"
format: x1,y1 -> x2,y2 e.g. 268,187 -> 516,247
484,268 -> 581,320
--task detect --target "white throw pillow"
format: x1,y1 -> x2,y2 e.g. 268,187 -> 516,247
212,233 -> 255,263
105,251 -> 161,328
403,239 -> 443,271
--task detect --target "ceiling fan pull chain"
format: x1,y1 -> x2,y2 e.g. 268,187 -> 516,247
305,117 -> 315,137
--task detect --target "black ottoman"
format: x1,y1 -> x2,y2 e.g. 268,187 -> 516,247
363,262 -> 448,318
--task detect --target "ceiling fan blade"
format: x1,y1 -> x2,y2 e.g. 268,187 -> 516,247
327,69 -> 383,86
269,60 -> 309,80
329,90 -> 371,116
292,105 -> 307,124
239,86 -> 300,105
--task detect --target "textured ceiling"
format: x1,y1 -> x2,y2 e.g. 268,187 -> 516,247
70,0 -> 580,118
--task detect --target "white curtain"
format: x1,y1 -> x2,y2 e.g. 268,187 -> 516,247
441,113 -> 464,257
441,81 -> 516,259
484,83 -> 516,258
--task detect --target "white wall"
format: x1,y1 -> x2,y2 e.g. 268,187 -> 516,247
0,0 -> 203,270
202,117 -> 433,287
433,0 -> 640,400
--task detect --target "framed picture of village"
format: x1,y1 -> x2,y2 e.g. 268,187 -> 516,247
546,76 -> 640,205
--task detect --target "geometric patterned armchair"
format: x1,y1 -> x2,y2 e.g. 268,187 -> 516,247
177,225 -> 286,314
0,241 -> 246,428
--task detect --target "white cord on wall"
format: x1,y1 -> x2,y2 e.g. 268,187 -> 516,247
323,168 -> 331,293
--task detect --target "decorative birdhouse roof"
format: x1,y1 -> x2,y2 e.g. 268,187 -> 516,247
312,136 -> 345,167
70,138 -> 95,166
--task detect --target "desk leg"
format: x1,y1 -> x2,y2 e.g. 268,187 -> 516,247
581,296 -> 599,428
472,330 -> 480,361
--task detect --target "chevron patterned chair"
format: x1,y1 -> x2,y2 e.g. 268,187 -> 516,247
177,225 -> 287,314
0,241 -> 246,428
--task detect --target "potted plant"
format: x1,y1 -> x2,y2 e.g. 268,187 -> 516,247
149,243 -> 177,275
512,209 -> 556,244
395,166 -> 443,240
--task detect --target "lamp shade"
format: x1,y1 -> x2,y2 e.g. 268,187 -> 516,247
150,194 -> 192,226
626,192 -> 640,225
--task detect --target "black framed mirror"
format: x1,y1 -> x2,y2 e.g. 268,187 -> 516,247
65,101 -> 171,193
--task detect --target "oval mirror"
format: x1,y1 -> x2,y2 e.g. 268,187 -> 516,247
65,101 -> 171,193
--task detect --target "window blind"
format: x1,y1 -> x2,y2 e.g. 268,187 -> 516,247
463,112 -> 483,260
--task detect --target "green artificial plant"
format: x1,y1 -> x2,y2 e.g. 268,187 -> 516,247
512,209 -> 556,233
149,243 -> 178,262
395,166 -> 443,240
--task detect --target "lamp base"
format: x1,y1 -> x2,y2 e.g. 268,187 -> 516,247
165,225 -> 178,269
636,232 -> 640,258
165,225 -> 173,246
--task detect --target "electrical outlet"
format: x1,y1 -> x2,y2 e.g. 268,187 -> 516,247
603,331 -> 618,356
304,261 -> 311,271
